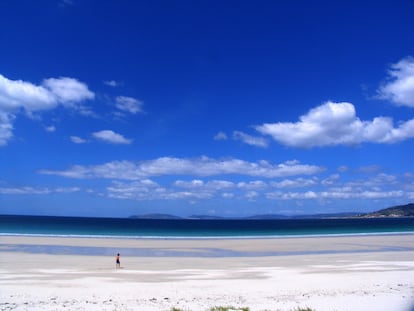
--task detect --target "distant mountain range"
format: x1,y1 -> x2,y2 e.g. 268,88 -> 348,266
129,203 -> 414,219
360,203 -> 414,218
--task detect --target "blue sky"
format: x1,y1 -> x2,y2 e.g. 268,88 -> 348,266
1,0 -> 414,217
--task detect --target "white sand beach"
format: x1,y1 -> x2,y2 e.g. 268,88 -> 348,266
0,234 -> 413,311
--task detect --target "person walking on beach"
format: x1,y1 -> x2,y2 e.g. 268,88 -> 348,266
116,253 -> 121,269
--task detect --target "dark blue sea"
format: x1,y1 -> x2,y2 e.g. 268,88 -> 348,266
1,215 -> 414,239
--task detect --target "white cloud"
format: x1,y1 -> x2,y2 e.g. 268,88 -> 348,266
115,96 -> 143,114
70,136 -> 87,144
0,74 -> 94,112
237,180 -> 267,190
104,80 -> 119,87
163,191 -> 213,200
174,179 -> 205,188
45,125 -> 56,132
233,131 -> 268,148
266,191 -> 318,200
106,178 -> 409,201
345,173 -> 397,188
0,112 -> 14,146
0,73 -> 95,146
42,77 -> 94,105
0,74 -> 56,112
214,131 -> 228,140
175,179 -> 235,191
0,186 -> 80,195
266,190 -> 404,200
92,130 -> 132,144
356,165 -> 381,174
222,192 -> 234,199
207,180 -> 235,190
74,104 -> 96,117
107,179 -> 160,200
255,101 -> 414,147
135,157 -> 321,178
107,179 -> 215,201
39,156 -> 324,179
245,191 -> 258,200
321,174 -> 340,186
35,161 -> 413,203
381,119 -> 414,143
271,177 -> 318,189
377,56 -> 414,107
170,179 -> 233,200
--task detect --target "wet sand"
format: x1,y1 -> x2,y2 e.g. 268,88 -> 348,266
0,234 -> 413,310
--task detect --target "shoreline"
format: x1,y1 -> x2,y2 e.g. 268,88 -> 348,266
1,231 -> 414,241
2,234 -> 414,259
1,234 -> 413,310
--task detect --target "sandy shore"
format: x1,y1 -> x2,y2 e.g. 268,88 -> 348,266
1,234 -> 413,311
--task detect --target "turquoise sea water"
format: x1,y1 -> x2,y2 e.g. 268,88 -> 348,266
1,215 -> 414,239
1,215 -> 414,257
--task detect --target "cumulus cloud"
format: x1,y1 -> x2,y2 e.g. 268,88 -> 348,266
174,179 -> 205,188
115,96 -> 143,114
104,80 -> 120,87
92,130 -> 132,144
39,156 -> 324,179
266,190 -> 404,200
135,157 -> 321,178
42,77 -> 94,104
0,112 -> 14,146
377,56 -> 414,107
255,101 -> 414,147
107,179 -> 161,200
71,131 -> 132,144
270,177 -> 318,189
264,172 -> 408,202
0,74 -> 56,112
70,136 -> 88,144
35,161 -> 413,203
175,179 -> 235,190
168,179 -> 236,201
321,174 -> 340,186
104,177 -> 412,202
233,131 -> 268,148
245,191 -> 259,200
214,131 -> 228,140
345,173 -> 397,188
0,73 -> 94,146
237,180 -> 267,190
107,179 -> 216,201
0,74 -> 94,112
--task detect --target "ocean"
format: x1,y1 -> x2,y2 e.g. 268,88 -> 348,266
1,215 -> 414,239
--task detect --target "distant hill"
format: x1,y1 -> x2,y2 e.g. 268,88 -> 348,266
129,214 -> 182,219
189,215 -> 226,219
247,212 -> 360,219
129,203 -> 414,220
294,212 -> 361,219
362,203 -> 414,217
